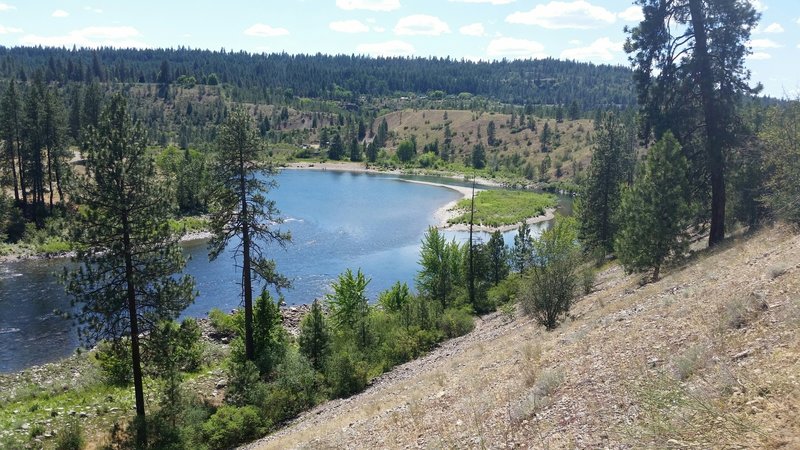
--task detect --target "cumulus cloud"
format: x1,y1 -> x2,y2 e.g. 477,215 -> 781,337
507,1 -> 616,30
330,20 -> 370,33
486,37 -> 547,59
750,38 -> 782,49
0,3 -> 15,11
763,22 -> 784,33
748,52 -> 772,60
51,9 -> 69,18
0,25 -> 22,34
459,22 -> 486,37
448,0 -> 516,4
83,6 -> 103,14
244,24 -> 289,37
560,37 -> 621,62
394,15 -> 450,36
19,26 -> 146,48
618,6 -> 643,22
356,40 -> 414,56
336,0 -> 400,11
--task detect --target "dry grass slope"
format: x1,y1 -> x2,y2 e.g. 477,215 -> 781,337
243,225 -> 800,449
381,109 -> 595,182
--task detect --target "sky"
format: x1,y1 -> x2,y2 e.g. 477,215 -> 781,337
0,0 -> 798,98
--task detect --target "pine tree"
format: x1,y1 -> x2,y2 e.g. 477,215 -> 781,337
615,132 -> 690,281
0,79 -> 23,205
486,230 -> 509,286
416,227 -> 462,310
209,108 -> 290,362
578,112 -> 626,254
298,299 -> 330,372
487,120 -> 496,146
471,143 -> 486,169
511,221 -> 533,272
626,0 -> 760,247
328,133 -> 344,160
64,94 -> 195,446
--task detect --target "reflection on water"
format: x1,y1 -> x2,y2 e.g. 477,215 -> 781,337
0,170 -> 558,372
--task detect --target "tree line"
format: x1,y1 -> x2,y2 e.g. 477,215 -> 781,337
0,46 -> 637,109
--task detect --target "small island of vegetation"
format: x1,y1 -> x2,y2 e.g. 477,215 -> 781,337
448,190 -> 557,228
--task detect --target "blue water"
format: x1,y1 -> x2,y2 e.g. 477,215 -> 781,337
0,170 -> 555,372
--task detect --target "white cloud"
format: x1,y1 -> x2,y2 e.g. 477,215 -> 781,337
330,19 -> 370,33
0,3 -> 15,11
751,0 -> 767,12
83,6 -> 103,14
336,0 -> 400,12
356,40 -> 414,56
618,6 -> 643,22
244,24 -> 289,37
763,22 -> 784,33
51,9 -> 69,18
448,0 -> 516,4
748,52 -> 772,60
459,22 -> 486,37
486,37 -> 547,59
373,26 -> 386,32
560,37 -> 621,62
507,1 -> 616,30
0,25 -> 22,34
750,38 -> 782,49
19,26 -> 146,48
394,15 -> 450,36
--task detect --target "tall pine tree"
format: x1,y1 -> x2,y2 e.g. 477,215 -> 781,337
65,94 -> 195,446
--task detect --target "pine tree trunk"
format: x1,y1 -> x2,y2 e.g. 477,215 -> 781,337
8,142 -> 19,203
122,214 -> 147,447
240,147 -> 255,362
46,146 -> 54,212
688,0 -> 725,247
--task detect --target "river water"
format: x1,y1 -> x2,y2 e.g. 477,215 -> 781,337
0,170 -> 559,372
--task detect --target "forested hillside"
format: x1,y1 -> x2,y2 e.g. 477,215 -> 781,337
0,46 -> 636,108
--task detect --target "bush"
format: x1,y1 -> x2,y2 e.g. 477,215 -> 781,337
488,274 -> 520,305
326,347 -> 369,398
55,418 -> 86,450
520,217 -> 581,330
262,350 -> 320,423
95,340 -> 133,386
202,405 -> 268,450
437,306 -> 475,339
207,308 -> 242,337
379,326 -> 440,368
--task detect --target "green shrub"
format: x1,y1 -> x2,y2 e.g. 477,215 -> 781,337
488,274 -> 520,305
262,350 -> 319,423
379,326 -> 440,368
437,306 -> 475,339
95,340 -> 133,386
224,350 -> 267,407
326,348 -> 369,398
202,405 -> 268,450
207,308 -> 242,336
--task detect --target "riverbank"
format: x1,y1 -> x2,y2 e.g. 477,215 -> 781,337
0,229 -> 214,265
284,161 -> 555,232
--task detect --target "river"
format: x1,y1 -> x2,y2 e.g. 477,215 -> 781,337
0,170 -> 561,372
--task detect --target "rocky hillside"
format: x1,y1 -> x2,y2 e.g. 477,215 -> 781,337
244,225 -> 800,449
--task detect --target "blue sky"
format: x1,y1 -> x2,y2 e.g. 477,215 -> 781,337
0,0 -> 797,97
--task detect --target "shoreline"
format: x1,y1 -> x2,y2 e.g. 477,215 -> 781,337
285,161 -> 554,232
1,164 -> 554,264
0,230 -> 214,265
